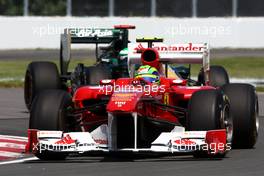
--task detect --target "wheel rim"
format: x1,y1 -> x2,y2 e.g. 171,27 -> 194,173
223,104 -> 233,144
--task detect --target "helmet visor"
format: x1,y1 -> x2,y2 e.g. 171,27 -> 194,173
139,76 -> 159,83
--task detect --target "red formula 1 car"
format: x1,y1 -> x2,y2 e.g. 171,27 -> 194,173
26,38 -> 259,160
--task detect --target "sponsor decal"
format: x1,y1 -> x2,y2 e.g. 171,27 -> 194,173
55,134 -> 76,145
73,29 -> 113,37
111,93 -> 134,102
94,139 -> 108,145
133,43 -> 205,53
174,139 -> 196,145
37,131 -> 62,138
114,101 -> 126,107
164,92 -> 170,105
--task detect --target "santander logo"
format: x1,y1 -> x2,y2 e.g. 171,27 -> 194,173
133,43 -> 205,53
174,139 -> 196,145
55,134 -> 76,145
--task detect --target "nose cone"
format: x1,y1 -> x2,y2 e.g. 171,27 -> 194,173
106,92 -> 144,113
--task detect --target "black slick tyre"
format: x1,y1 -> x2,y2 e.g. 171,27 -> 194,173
24,62 -> 61,110
222,83 -> 259,149
198,65 -> 229,87
187,89 -> 232,158
30,90 -> 73,160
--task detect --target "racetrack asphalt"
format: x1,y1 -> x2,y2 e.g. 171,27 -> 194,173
0,88 -> 263,176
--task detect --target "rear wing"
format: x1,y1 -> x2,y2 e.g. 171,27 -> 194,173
60,25 -> 135,75
128,43 -> 210,82
63,28 -> 124,44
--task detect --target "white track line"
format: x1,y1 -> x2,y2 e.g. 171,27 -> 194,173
0,157 -> 38,165
0,151 -> 23,158
0,78 -> 24,82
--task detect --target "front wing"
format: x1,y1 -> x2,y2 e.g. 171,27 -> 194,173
25,126 -> 229,156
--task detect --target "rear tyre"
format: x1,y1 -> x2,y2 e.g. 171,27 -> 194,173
30,90 -> 73,160
187,89 -> 232,158
24,62 -> 61,110
222,83 -> 259,149
198,65 -> 229,87
85,64 -> 112,85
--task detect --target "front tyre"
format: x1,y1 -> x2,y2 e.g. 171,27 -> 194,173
187,89 -> 232,158
30,90 -> 73,160
222,83 -> 259,149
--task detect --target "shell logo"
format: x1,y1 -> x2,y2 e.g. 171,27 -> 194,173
164,93 -> 169,105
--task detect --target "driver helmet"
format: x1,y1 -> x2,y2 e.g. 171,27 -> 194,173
118,48 -> 128,60
135,65 -> 160,84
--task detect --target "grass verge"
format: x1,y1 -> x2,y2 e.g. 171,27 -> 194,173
0,57 -> 263,91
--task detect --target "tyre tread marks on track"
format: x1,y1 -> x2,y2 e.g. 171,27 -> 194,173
0,135 -> 28,161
